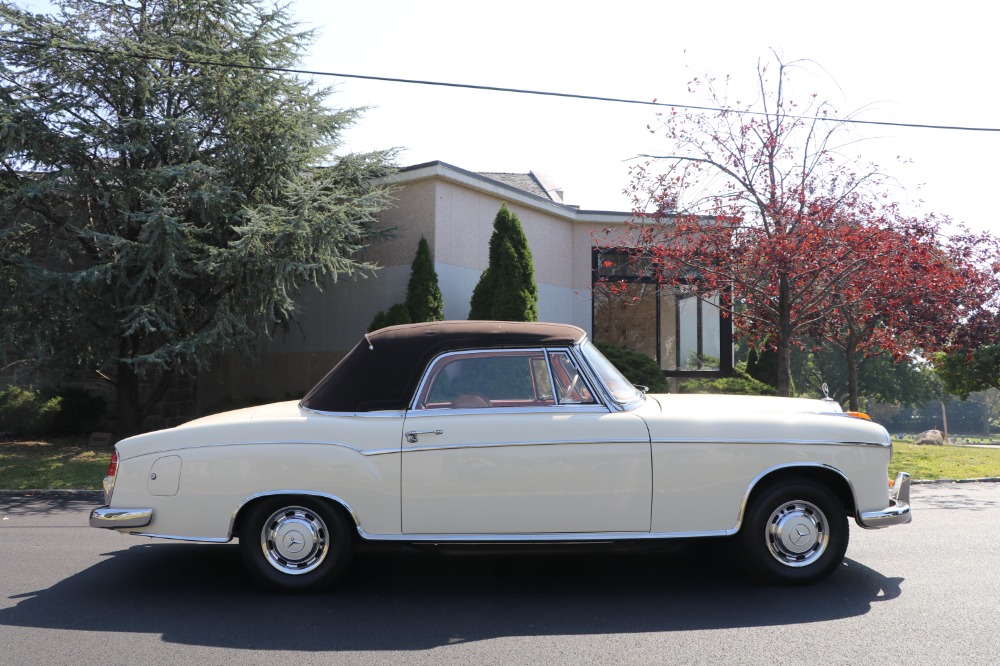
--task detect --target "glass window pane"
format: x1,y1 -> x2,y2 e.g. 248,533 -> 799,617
677,293 -> 699,370
591,282 -> 657,360
701,293 -> 722,371
658,285 -> 677,371
580,341 -> 643,404
549,351 -> 596,404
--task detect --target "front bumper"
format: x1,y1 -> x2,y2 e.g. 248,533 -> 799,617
856,472 -> 912,528
90,507 -> 153,529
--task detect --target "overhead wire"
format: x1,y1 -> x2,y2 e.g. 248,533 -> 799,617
2,36 -> 1000,134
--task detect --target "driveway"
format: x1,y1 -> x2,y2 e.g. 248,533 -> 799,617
1,482 -> 998,665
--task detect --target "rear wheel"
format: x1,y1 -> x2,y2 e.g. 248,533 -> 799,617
738,479 -> 848,585
239,496 -> 353,593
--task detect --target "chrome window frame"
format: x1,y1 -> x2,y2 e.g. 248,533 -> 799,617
409,347 -> 604,412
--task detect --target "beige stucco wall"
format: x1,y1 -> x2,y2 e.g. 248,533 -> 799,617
200,164 -> 634,409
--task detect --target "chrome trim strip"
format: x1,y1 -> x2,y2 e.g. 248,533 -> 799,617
300,406 -> 407,418
404,405 -> 610,417
228,489 -> 362,539
857,472 -> 912,528
361,447 -> 402,457
400,438 -> 650,455
652,438 -> 890,448
119,439 -> 400,462
89,507 -> 153,529
357,527 -> 735,542
543,349 -> 560,404
130,533 -> 231,543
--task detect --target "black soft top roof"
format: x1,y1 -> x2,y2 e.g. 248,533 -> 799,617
300,320 -> 587,413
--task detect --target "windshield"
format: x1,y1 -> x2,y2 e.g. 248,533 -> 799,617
579,340 -> 644,405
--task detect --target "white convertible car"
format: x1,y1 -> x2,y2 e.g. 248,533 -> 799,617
91,321 -> 911,592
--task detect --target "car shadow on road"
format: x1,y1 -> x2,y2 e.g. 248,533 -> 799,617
0,538 -> 903,651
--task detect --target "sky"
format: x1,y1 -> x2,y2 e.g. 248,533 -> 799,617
18,0 -> 999,233
281,0 -> 999,234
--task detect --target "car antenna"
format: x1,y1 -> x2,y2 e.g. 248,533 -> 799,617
364,333 -> 374,351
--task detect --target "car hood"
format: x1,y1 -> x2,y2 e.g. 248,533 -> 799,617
640,393 -> 890,446
649,393 -> 843,415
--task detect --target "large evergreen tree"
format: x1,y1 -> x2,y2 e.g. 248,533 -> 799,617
468,203 -> 538,321
0,0 -> 396,436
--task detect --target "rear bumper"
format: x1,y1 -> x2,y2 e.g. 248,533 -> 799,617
90,507 -> 153,529
856,472 -> 912,528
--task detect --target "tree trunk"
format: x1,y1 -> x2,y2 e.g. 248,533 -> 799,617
114,359 -> 174,440
845,330 -> 860,412
115,361 -> 143,441
776,274 -> 793,396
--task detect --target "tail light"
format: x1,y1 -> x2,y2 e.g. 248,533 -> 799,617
103,450 -> 119,505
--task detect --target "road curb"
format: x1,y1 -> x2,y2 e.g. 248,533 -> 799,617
911,477 -> 1000,485
0,489 -> 103,499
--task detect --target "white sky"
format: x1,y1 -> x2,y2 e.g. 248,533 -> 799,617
20,0 -> 1000,233
288,0 -> 1000,234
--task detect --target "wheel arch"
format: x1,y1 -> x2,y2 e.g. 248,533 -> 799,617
230,490 -> 361,540
737,463 -> 857,532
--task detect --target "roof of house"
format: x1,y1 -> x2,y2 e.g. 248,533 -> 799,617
476,172 -> 564,203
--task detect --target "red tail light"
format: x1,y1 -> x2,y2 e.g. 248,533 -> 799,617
107,451 -> 119,478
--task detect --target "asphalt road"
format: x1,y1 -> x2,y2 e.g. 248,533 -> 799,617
1,483 -> 999,666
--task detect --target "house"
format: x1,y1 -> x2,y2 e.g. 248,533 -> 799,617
197,161 -> 732,413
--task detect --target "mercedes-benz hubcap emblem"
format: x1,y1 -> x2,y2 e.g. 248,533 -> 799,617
790,524 -> 810,546
283,531 -> 305,554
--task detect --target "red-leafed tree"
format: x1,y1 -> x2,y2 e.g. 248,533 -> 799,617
934,265 -> 1000,399
809,218 -> 997,410
626,56 -> 899,396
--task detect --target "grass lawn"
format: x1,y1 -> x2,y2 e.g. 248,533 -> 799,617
0,436 -> 111,490
890,440 -> 1000,481
2,436 -> 999,490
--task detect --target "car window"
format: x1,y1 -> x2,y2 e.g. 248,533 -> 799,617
416,349 -> 602,410
549,351 -> 596,404
419,351 -> 555,409
580,340 -> 643,405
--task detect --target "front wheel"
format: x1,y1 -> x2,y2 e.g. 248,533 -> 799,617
737,479 -> 848,585
239,496 -> 353,593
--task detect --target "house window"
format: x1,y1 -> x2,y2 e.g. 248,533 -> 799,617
592,250 -> 732,376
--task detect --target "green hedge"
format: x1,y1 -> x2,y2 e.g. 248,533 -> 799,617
0,386 -> 107,436
595,343 -> 669,393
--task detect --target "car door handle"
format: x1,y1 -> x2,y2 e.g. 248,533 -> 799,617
405,429 -> 443,444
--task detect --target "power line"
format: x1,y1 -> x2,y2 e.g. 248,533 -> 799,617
4,36 -> 1000,134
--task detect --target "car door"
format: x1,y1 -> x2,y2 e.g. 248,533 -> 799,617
401,348 -> 651,535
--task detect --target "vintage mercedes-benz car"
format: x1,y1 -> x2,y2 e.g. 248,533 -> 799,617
91,321 -> 910,592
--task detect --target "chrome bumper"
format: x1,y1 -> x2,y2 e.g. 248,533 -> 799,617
90,507 -> 153,529
857,472 -> 912,528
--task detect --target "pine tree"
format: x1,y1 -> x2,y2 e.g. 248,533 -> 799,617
405,237 -> 444,322
368,237 -> 443,331
468,204 -> 538,321
0,0 -> 396,436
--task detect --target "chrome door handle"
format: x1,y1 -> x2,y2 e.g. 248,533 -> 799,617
405,429 -> 443,444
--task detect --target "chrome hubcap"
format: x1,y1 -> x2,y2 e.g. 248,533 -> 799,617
260,506 -> 329,575
765,500 -> 829,567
